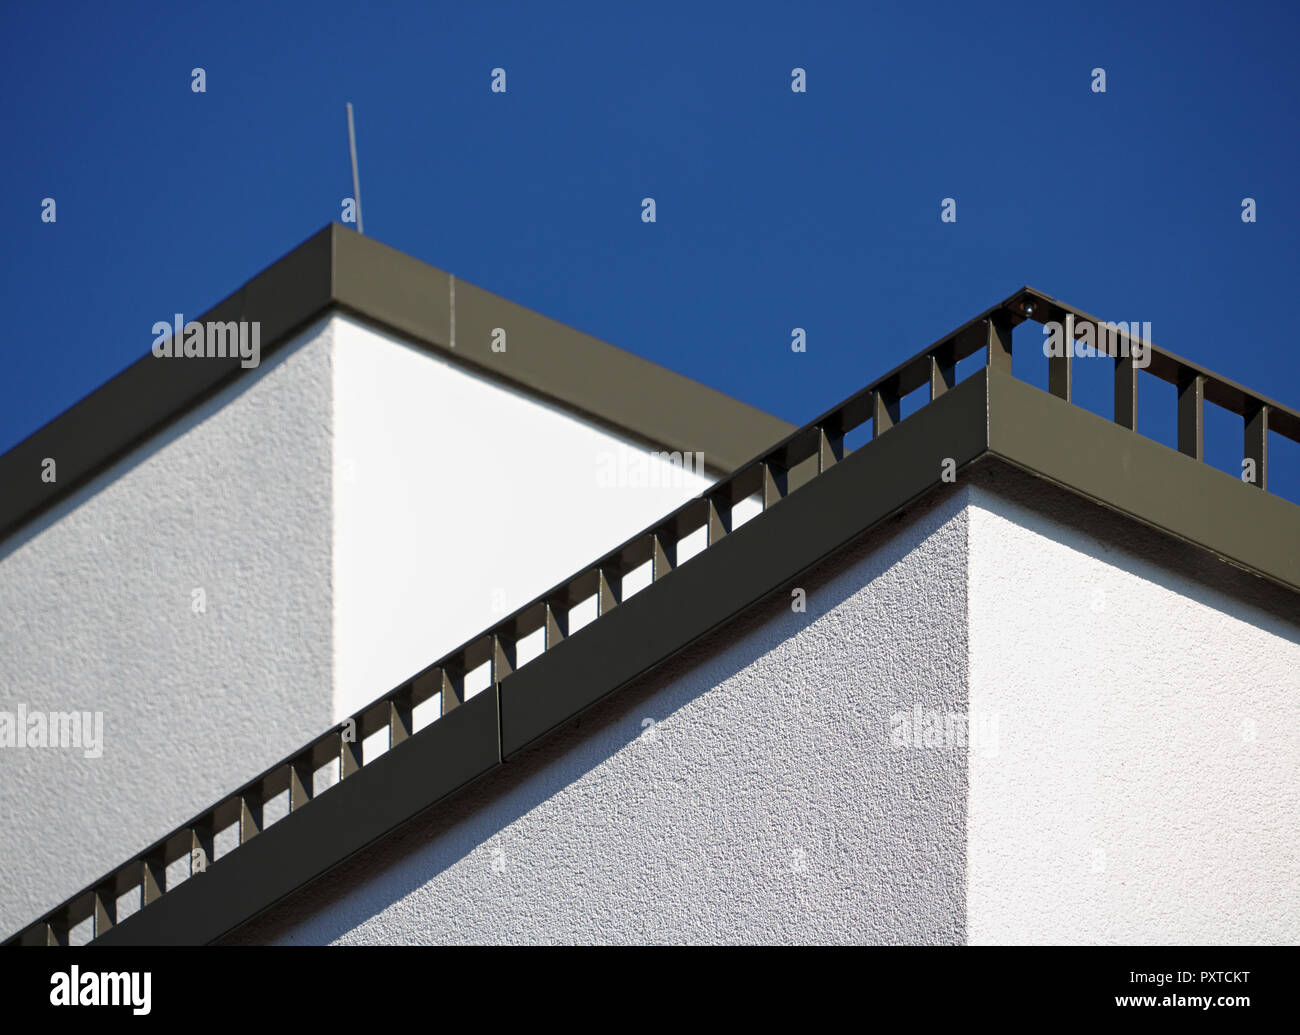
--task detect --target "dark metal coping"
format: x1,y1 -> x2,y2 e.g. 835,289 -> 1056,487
0,224 -> 794,546
8,287 -> 1300,946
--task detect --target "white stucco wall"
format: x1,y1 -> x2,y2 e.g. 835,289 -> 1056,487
230,493 -> 972,945
225,470 -> 1299,946
0,315 -> 337,935
0,311 -> 725,938
966,483 -> 1300,945
330,317 -> 714,720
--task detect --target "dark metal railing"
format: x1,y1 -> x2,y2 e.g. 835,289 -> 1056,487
9,286 -> 1299,945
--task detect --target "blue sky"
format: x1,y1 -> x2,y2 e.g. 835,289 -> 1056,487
4,0 -> 1299,500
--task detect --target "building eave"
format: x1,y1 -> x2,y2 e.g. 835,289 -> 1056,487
0,225 -> 795,546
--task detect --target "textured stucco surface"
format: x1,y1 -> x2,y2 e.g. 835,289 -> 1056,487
229,492 -> 972,945
0,316 -> 336,935
966,474 -> 1300,944
0,310 -> 741,938
227,463 -> 1300,946
331,316 -> 715,720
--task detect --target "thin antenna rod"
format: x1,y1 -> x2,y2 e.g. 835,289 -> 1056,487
346,102 -> 364,235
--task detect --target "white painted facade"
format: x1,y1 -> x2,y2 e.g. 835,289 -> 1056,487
4,307 -> 1296,943
233,491 -> 974,945
0,313 -> 715,936
331,318 -> 712,720
966,485 -> 1300,944
226,477 -> 1300,945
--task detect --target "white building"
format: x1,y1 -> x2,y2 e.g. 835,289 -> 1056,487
3,232 -> 1297,945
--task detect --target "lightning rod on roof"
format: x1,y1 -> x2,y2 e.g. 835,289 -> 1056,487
346,102 -> 364,235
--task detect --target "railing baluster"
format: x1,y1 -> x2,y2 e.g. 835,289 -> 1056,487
544,601 -> 568,647
651,534 -> 675,580
706,498 -> 730,545
92,884 -> 115,937
817,426 -> 842,472
20,916 -> 67,946
1177,371 -> 1205,460
1115,354 -> 1137,430
239,791 -> 263,843
1245,403 -> 1269,489
340,722 -> 363,778
595,571 -> 619,616
1049,323 -> 1073,401
761,463 -> 787,509
987,312 -> 1014,374
190,821 -> 213,876
388,688 -> 414,747
289,754 -> 313,811
873,387 -> 899,438
492,632 -> 516,679
439,665 -> 465,716
142,851 -> 166,905
929,349 -> 956,401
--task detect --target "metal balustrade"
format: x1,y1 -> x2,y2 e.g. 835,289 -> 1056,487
9,286 -> 1300,946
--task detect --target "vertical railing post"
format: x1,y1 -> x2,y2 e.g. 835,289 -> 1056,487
92,883 -> 115,938
544,600 -> 569,647
289,754 -> 314,811
1177,371 -> 1205,460
1115,354 -> 1138,430
142,851 -> 166,906
1245,403 -> 1269,489
761,463 -> 787,510
873,386 -> 899,438
651,534 -> 676,580
986,312 -> 1014,374
817,424 -> 843,472
596,571 -> 620,617
388,687 -> 414,747
440,665 -> 466,716
929,347 -> 956,401
1048,319 -> 1073,401
190,821 -> 213,877
239,790 -> 263,844
20,916 -> 67,946
705,497 -> 730,546
492,631 -> 516,680
340,720 -> 363,778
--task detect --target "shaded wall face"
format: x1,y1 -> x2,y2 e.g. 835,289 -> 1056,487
0,317 -> 337,935
967,484 -> 1300,945
234,494 -> 972,945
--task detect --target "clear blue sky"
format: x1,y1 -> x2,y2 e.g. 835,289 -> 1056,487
4,0 -> 1299,501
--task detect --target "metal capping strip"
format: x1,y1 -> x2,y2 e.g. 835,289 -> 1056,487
0,224 -> 794,548
9,288 -> 1300,946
